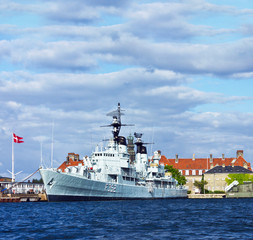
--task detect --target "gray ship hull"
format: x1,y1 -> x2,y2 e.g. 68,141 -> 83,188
40,169 -> 187,201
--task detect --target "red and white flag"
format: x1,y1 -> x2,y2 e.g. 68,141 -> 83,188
13,133 -> 24,143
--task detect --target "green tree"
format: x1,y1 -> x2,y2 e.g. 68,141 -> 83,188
225,174 -> 253,185
32,178 -> 43,183
194,175 -> 208,194
164,165 -> 187,185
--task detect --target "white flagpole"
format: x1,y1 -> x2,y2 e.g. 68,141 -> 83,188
12,133 -> 15,182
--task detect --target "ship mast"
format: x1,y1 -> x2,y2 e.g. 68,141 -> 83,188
134,132 -> 154,155
101,103 -> 133,142
107,103 -> 123,141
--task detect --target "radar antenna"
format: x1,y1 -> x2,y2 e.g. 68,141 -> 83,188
134,132 -> 154,154
106,102 -> 124,124
101,103 -> 134,142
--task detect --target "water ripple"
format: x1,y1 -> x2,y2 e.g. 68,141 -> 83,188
0,199 -> 253,239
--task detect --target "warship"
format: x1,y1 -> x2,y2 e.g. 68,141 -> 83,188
40,103 -> 187,201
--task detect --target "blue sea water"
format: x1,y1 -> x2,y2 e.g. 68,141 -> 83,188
0,199 -> 253,240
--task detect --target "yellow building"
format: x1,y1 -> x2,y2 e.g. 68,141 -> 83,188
204,166 -> 253,192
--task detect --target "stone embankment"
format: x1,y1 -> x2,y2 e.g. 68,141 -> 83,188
0,193 -> 47,202
188,194 -> 225,199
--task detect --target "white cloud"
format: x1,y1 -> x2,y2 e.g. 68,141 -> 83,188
0,1 -> 252,77
6,101 -> 22,109
230,71 -> 253,79
1,35 -> 253,76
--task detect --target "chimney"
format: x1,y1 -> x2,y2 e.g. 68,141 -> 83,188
192,153 -> 195,161
210,154 -> 213,163
222,154 -> 225,160
74,154 -> 80,161
175,154 -> 178,163
237,150 -> 244,158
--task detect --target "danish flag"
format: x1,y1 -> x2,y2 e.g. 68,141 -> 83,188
13,133 -> 24,143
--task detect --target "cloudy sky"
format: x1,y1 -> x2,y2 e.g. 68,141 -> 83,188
1,0 -> 253,180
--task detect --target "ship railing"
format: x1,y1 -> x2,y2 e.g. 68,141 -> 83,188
135,181 -> 146,186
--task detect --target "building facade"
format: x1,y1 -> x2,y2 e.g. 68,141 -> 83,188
0,181 -> 44,194
160,150 -> 251,193
58,152 -> 84,172
205,166 -> 253,192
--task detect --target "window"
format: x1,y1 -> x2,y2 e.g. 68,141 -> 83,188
199,170 -> 202,175
185,170 -> 189,176
192,170 -> 196,175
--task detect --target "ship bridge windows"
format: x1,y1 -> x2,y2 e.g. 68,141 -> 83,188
94,153 -> 116,157
103,153 -> 115,157
94,153 -> 103,157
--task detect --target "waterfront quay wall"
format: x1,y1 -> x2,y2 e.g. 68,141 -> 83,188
188,194 -> 225,199
0,193 -> 47,202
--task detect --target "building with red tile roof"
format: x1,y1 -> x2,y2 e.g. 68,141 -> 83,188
58,153 -> 84,172
159,150 -> 252,193
160,150 -> 251,176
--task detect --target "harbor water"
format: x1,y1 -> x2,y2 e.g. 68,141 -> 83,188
0,198 -> 253,239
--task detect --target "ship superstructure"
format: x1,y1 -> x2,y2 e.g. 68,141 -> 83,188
40,103 -> 187,201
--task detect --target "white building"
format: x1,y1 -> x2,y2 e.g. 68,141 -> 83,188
0,181 -> 44,194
